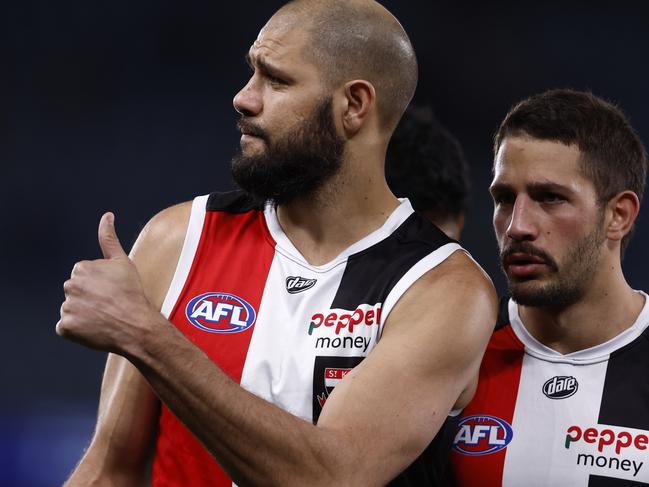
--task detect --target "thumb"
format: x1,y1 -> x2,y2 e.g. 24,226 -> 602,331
98,212 -> 128,260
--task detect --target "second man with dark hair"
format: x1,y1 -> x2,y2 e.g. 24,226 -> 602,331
451,89 -> 649,486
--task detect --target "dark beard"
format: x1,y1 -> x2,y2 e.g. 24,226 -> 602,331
231,97 -> 345,206
502,223 -> 604,309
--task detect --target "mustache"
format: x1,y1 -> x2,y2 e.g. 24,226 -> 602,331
237,118 -> 268,140
500,242 -> 559,272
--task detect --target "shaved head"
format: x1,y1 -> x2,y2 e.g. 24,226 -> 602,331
273,0 -> 418,131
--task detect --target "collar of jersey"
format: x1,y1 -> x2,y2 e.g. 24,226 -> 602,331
263,198 -> 415,272
508,290 -> 649,364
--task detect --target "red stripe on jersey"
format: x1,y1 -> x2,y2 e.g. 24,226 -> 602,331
153,208 -> 276,487
451,325 -> 525,487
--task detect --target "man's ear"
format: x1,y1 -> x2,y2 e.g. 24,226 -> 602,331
340,79 -> 376,136
605,190 -> 640,242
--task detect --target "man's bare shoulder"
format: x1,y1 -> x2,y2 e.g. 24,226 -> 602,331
384,250 -> 497,340
417,250 -> 495,304
130,201 -> 193,308
133,201 -> 192,255
435,250 -> 494,291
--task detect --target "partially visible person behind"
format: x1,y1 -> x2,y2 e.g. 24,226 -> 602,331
451,89 -> 649,486
386,105 -> 469,240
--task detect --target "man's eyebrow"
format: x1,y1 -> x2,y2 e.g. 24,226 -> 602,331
489,181 -> 571,195
527,182 -> 571,193
245,53 -> 292,81
489,182 -> 511,195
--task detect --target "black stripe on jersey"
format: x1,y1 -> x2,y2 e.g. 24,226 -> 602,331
327,212 -> 455,487
598,327 -> 649,430
330,212 -> 453,310
387,415 -> 459,487
589,474 -> 648,486
206,190 -> 264,213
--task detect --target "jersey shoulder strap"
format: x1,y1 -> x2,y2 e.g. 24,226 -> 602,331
206,190 -> 264,213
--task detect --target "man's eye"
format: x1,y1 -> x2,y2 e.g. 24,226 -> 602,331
493,194 -> 514,205
268,75 -> 285,86
540,193 -> 565,203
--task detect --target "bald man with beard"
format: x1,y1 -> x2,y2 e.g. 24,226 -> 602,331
57,1 -> 496,486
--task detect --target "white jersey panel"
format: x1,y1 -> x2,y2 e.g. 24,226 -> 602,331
161,194 -> 209,318
502,356 -> 609,487
239,254 -> 360,421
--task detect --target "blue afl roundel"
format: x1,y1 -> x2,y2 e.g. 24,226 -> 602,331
452,415 -> 514,456
185,292 -> 257,333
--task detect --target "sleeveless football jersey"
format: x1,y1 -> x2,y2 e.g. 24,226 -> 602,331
151,191 -> 464,486
451,294 -> 649,486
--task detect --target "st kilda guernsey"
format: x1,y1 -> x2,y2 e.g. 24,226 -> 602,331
151,191 -> 466,487
451,295 -> 649,486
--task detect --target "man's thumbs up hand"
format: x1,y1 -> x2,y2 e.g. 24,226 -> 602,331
56,212 -> 158,355
98,212 -> 128,260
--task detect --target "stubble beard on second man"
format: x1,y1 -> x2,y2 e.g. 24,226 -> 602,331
503,222 -> 605,309
231,96 -> 345,207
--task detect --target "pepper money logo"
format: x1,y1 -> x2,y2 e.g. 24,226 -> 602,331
185,292 -> 256,333
453,415 -> 514,456
565,424 -> 647,478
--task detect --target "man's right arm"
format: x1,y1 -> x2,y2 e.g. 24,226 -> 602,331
64,201 -> 192,486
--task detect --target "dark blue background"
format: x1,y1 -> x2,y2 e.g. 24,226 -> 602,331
3,1 -> 649,485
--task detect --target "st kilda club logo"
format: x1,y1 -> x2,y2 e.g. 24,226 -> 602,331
312,356 -> 364,423
185,292 -> 256,333
542,376 -> 579,399
286,276 -> 317,294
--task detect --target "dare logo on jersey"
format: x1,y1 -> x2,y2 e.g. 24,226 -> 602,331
286,276 -> 317,294
185,292 -> 256,333
543,376 -> 578,399
453,415 -> 514,456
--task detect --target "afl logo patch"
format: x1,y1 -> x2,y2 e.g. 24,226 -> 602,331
185,292 -> 256,333
453,415 -> 514,456
542,376 -> 578,399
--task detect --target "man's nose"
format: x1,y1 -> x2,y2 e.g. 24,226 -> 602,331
233,79 -> 262,117
506,196 -> 538,241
